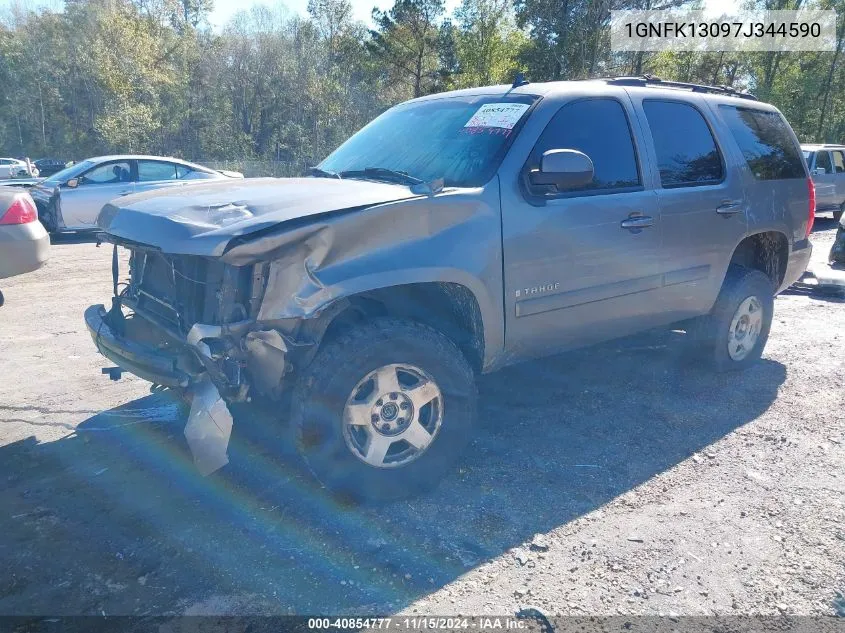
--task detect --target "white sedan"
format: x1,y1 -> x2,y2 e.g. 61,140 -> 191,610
28,155 -> 243,233
0,158 -> 38,179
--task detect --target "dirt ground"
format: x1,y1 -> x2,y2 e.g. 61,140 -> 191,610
0,220 -> 843,617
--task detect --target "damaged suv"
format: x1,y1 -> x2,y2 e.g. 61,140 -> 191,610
86,76 -> 813,501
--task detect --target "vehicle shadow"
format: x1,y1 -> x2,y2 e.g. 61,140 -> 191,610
783,282 -> 845,302
49,230 -> 99,245
0,331 -> 786,615
812,216 -> 840,232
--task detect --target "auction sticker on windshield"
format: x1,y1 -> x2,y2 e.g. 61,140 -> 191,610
464,103 -> 530,130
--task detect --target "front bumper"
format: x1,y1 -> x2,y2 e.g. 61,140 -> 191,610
779,239 -> 813,293
0,221 -> 50,280
86,303 -> 239,476
84,304 -> 193,388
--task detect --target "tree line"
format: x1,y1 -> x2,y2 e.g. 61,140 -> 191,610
1,0 -> 843,173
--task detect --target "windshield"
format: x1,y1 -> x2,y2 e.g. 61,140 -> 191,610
42,160 -> 94,185
318,94 -> 538,188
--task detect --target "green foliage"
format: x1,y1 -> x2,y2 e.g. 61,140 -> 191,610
368,0 -> 446,97
0,0 -> 843,163
451,0 -> 526,87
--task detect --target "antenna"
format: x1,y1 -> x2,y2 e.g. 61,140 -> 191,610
512,72 -> 529,88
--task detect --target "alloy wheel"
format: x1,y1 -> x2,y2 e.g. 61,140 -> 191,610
342,363 -> 443,468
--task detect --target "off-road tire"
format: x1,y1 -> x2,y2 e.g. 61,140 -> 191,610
292,318 -> 477,503
687,266 -> 774,372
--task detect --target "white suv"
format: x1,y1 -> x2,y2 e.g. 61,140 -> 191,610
803,144 -> 845,222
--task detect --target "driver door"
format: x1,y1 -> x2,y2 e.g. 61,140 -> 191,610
59,160 -> 134,229
501,97 -> 663,359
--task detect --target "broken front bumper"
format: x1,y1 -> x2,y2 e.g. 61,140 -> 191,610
85,303 -> 240,474
85,304 -> 193,387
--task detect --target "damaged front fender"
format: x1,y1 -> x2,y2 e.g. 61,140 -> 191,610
220,187 -> 505,369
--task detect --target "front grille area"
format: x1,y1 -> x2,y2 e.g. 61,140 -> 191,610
126,249 -> 251,333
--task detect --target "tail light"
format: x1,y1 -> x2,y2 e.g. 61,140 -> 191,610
806,177 -> 815,237
0,194 -> 37,225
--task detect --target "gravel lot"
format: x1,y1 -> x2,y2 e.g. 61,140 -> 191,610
0,220 -> 843,617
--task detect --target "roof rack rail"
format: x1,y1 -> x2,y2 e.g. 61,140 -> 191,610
605,75 -> 758,101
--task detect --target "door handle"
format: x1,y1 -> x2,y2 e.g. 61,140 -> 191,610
620,214 -> 654,230
716,201 -> 742,215
118,190 -> 132,196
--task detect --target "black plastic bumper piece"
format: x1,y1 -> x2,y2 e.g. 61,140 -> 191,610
84,304 -> 190,388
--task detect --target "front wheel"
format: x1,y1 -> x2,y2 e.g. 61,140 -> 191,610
292,318 -> 477,503
688,266 -> 774,372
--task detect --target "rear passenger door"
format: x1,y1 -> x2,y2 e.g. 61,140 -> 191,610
633,96 -> 748,320
811,150 -> 837,210
501,96 -> 664,358
831,150 -> 845,209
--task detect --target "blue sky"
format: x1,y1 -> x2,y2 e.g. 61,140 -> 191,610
0,0 -> 736,31
0,0 -> 459,28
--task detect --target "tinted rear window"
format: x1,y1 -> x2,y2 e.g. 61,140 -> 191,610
719,106 -> 805,180
815,150 -> 833,174
643,100 -> 723,187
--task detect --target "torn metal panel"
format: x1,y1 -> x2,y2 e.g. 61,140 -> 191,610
186,323 -> 223,357
243,329 -> 288,395
184,378 -> 234,476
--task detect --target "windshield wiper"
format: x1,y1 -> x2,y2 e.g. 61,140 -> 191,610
338,167 -> 423,186
309,167 -> 341,179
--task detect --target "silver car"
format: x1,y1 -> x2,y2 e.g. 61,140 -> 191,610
803,144 -> 845,222
29,155 -> 243,233
0,188 -> 50,306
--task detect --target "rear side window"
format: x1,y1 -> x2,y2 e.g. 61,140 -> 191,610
138,161 -> 177,181
832,151 -> 845,174
530,98 -> 641,193
719,106 -> 805,180
643,100 -> 723,187
815,151 -> 833,174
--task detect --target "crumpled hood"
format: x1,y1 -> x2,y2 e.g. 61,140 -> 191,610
97,177 -> 418,256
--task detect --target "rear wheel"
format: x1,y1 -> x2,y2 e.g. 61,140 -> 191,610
292,318 -> 476,503
687,266 -> 774,372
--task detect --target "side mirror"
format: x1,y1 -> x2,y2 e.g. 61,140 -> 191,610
529,149 -> 594,191
66,178 -> 79,188
813,167 -> 827,176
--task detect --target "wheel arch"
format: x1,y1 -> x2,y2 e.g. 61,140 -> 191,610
303,277 -> 491,374
729,231 -> 790,292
